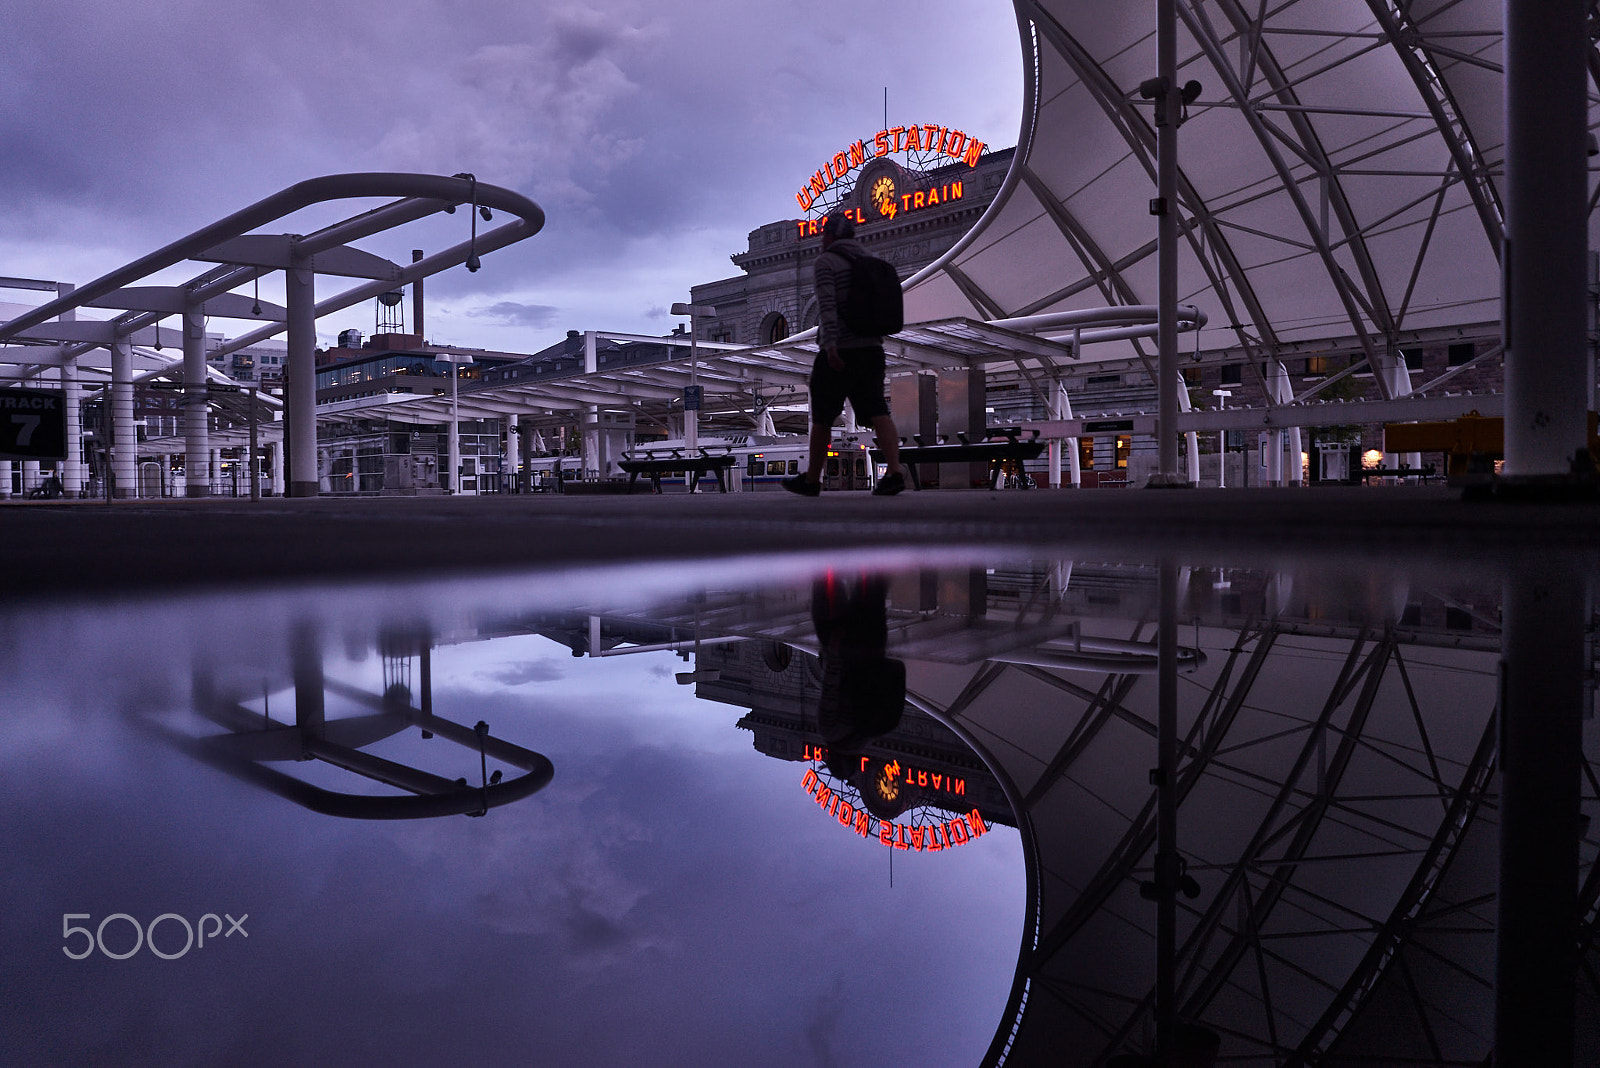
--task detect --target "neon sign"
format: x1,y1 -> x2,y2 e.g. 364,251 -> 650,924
793,179 -> 965,237
801,767 -> 988,851
795,125 -> 987,212
801,746 -> 967,798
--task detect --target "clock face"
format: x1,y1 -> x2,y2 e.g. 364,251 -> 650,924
873,758 -> 902,802
871,175 -> 899,219
852,158 -> 907,223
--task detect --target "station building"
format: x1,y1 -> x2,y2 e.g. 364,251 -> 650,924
688,139 -> 1015,349
311,330 -> 521,495
683,125 -> 1511,487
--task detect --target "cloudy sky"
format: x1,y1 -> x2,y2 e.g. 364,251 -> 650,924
0,0 -> 1023,353
0,560 -> 1026,1065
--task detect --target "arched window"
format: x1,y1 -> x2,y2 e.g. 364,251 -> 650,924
763,312 -> 790,345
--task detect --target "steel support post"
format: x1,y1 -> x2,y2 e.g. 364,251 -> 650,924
292,621 -> 325,734
505,418 -> 519,493
686,314 -> 699,453
1264,360 -> 1296,486
1496,557 -> 1585,1064
183,305 -> 209,497
1064,382 -> 1081,488
110,340 -> 135,497
270,438 -> 284,496
285,258 -> 318,497
1151,0 -> 1184,487
54,283 -> 81,493
1177,385 -> 1199,484
1154,557 -> 1180,1055
248,387 -> 259,501
1048,396 -> 1062,489
1381,355 -> 1421,472
419,644 -> 432,720
582,405 -> 600,480
59,360 -> 81,494
1502,0 -> 1590,479
448,362 -> 459,494
1048,380 -> 1081,488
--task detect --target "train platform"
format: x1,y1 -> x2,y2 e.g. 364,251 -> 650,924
3,485 -> 1597,599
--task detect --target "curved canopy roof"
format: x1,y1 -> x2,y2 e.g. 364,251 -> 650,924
907,0 -> 1593,381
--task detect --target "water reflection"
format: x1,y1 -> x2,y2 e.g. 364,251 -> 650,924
2,550 -> 1596,1066
557,555 -> 1597,1065
812,572 -> 905,760
142,623 -> 554,819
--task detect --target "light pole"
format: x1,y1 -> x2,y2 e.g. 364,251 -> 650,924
433,352 -> 473,493
1212,388 -> 1232,487
1141,4 -> 1201,488
670,302 -> 716,451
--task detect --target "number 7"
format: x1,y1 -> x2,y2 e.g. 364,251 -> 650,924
11,414 -> 40,447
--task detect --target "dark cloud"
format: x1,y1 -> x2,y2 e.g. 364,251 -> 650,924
469,301 -> 562,328
0,0 -> 1021,355
485,658 -> 567,685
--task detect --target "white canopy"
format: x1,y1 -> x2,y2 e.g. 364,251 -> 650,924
904,1 -> 1577,393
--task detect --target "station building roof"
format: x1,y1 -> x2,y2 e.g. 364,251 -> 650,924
332,2 -> 1560,431
904,1 -> 1565,384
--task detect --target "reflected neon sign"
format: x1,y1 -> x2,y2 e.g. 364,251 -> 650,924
801,767 -> 988,851
801,745 -> 966,797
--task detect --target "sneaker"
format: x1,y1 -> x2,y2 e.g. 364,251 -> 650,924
872,471 -> 906,496
781,475 -> 821,497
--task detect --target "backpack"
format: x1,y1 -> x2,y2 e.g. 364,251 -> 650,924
835,248 -> 904,337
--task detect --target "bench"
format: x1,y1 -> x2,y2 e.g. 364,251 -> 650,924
1355,464 -> 1438,483
872,429 -> 1046,490
618,451 -> 738,494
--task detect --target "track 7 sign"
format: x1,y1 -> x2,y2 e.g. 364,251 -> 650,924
0,388 -> 67,460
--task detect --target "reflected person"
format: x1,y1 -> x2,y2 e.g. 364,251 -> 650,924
813,572 -> 906,778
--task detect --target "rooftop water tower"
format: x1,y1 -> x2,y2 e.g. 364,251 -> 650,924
375,288 -> 405,335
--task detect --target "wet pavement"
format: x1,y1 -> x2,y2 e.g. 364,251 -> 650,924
2,485 -> 1598,598
2,490 -> 1597,1065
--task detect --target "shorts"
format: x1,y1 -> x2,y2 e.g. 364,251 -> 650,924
809,344 -> 889,426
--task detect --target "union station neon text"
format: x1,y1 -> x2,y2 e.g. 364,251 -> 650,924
793,180 -> 965,237
801,745 -> 967,796
795,125 -> 987,212
801,768 -> 988,850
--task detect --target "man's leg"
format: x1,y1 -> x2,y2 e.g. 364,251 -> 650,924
805,421 -> 831,484
870,414 -> 902,475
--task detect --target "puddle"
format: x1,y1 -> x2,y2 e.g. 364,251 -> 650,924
2,548 -> 1593,1066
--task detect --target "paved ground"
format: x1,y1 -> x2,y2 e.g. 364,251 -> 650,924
3,484 -> 1597,599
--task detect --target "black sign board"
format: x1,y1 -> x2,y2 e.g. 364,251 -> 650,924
0,387 -> 67,460
1083,418 -> 1135,433
683,385 -> 703,412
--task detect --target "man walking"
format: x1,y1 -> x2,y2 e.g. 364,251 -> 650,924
782,213 -> 907,496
